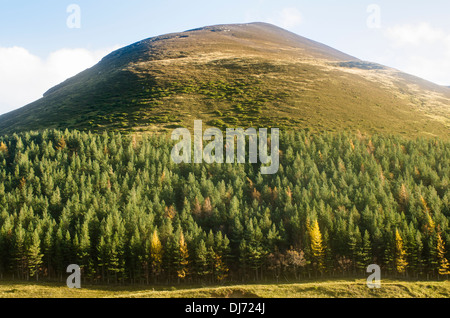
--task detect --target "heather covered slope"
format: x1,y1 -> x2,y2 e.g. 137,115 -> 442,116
0,22 -> 448,138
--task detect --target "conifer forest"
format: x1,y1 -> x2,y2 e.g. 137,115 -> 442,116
0,129 -> 448,284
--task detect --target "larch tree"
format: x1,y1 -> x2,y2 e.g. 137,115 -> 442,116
395,229 -> 408,275
150,229 -> 163,281
437,233 -> 450,276
177,231 -> 189,280
0,141 -> 7,154
307,219 -> 325,274
213,252 -> 229,282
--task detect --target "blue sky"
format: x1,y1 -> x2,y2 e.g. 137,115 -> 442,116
1,0 -> 450,115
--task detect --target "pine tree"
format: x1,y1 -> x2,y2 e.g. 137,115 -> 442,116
107,233 -> 124,283
97,236 -> 108,282
413,231 -> 424,277
383,233 -> 395,274
323,231 -> 334,275
348,227 -> 362,273
244,220 -> 265,281
357,230 -> 372,272
41,223 -> 54,279
238,240 -> 249,281
425,231 -> 439,277
129,229 -> 143,283
247,242 -> 263,281
195,239 -> 209,280
77,221 -> 91,280
27,229 -> 43,281
14,224 -> 27,280
0,216 -> 13,278
405,226 -> 422,277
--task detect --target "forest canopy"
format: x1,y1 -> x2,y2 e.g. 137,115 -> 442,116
0,129 -> 448,284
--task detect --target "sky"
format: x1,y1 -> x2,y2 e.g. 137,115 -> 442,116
1,0 -> 450,115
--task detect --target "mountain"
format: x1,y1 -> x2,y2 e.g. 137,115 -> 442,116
0,22 -> 449,138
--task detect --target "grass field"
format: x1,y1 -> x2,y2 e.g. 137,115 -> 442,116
1,279 -> 450,298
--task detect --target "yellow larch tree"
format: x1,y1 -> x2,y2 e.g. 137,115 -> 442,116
0,142 -> 7,153
395,229 -> 408,274
307,219 -> 325,273
177,231 -> 189,279
214,253 -> 229,281
56,137 -> 66,150
150,230 -> 163,277
437,233 -> 450,276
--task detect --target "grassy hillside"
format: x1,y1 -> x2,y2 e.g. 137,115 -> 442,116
1,279 -> 450,298
0,23 -> 448,139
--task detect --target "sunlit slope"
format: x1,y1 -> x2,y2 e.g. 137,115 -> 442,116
0,22 -> 448,138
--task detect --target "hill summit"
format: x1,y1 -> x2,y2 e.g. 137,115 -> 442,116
0,22 -> 449,138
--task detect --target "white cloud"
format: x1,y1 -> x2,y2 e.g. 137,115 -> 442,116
386,23 -> 450,47
384,23 -> 450,85
0,45 -> 121,115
